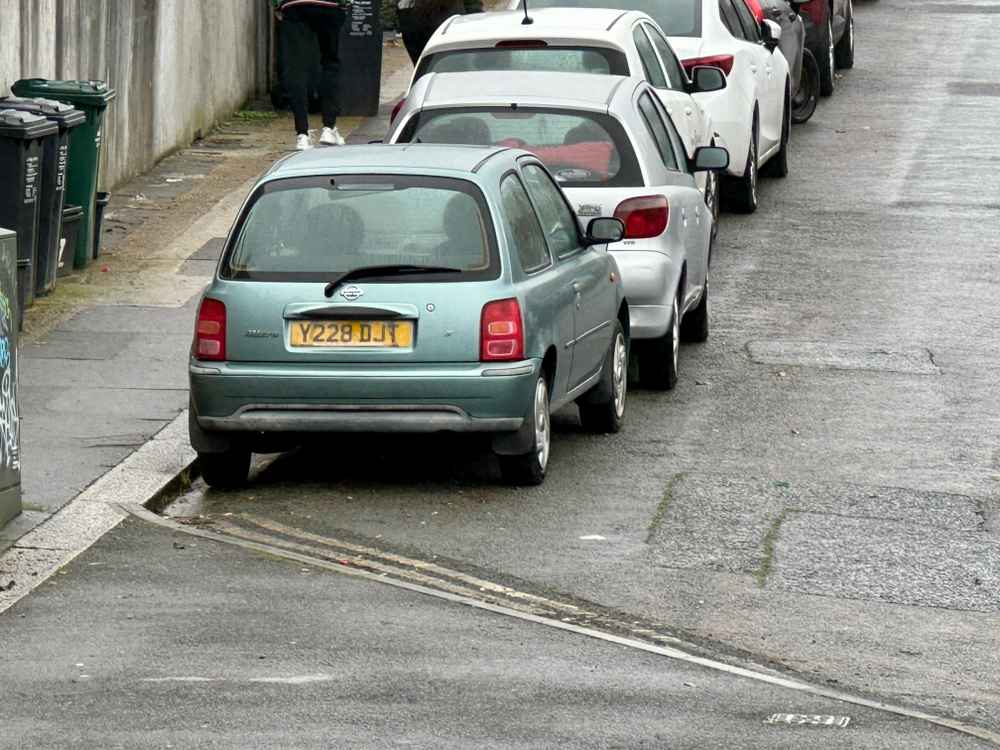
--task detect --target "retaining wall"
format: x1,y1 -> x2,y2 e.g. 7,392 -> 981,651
1,0 -> 271,189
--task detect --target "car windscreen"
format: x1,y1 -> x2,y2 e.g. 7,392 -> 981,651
517,0 -> 703,37
413,46 -> 629,83
401,108 -> 642,188
221,175 -> 499,282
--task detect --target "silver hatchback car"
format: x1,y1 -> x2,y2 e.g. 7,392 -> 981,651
189,145 -> 629,487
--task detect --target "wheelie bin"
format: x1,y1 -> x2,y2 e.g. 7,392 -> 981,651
11,79 -> 116,270
0,109 -> 57,315
0,97 -> 85,295
0,227 -> 21,528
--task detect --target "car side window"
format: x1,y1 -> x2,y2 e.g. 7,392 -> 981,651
632,26 -> 667,88
520,163 -> 582,260
499,173 -> 552,274
731,0 -> 762,41
649,94 -> 691,173
637,93 -> 679,171
645,24 -> 688,90
718,0 -> 746,39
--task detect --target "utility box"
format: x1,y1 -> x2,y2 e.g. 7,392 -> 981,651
0,228 -> 21,529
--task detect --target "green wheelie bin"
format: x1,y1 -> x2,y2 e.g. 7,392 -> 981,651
11,79 -> 116,270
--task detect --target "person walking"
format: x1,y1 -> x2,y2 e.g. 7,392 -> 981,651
397,0 -> 482,66
273,0 -> 351,151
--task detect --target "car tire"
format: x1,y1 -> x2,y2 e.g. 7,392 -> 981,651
835,0 -> 855,69
578,323 -> 628,434
639,295 -> 680,391
723,115 -> 759,214
498,376 -> 550,486
817,14 -> 835,96
792,48 -> 820,124
761,84 -> 790,179
680,277 -> 709,344
199,448 -> 251,490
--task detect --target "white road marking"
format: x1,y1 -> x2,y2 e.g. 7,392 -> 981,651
143,675 -> 333,685
765,713 -> 851,728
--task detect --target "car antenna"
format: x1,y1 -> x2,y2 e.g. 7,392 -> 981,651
521,0 -> 533,25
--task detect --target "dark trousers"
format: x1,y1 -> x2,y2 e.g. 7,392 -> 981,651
280,7 -> 346,134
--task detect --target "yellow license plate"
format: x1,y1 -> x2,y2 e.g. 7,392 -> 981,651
289,320 -> 414,348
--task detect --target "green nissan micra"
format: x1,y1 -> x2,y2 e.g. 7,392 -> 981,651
189,144 -> 629,487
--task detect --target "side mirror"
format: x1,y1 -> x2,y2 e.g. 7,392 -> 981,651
584,217 -> 625,245
761,19 -> 782,51
690,146 -> 730,173
690,65 -> 727,93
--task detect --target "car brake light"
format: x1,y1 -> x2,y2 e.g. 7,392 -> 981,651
613,195 -> 669,239
389,97 -> 406,124
495,40 -> 548,48
480,298 -> 524,361
194,298 -> 227,361
682,54 -> 735,77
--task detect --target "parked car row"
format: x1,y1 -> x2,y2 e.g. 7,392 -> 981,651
188,2 -> 859,489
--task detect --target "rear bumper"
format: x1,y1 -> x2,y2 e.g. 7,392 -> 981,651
610,250 -> 677,339
190,359 -> 539,435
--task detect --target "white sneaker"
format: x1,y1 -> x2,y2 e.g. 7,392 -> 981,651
295,133 -> 312,151
320,126 -> 346,146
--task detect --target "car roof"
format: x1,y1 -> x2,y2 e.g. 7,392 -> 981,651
416,71 -> 639,112
429,8 -> 644,47
264,143 -> 512,179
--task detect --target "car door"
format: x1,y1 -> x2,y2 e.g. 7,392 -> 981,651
636,91 -> 708,310
498,171 -> 576,401
520,160 -> 614,393
642,22 -> 711,169
730,0 -> 783,154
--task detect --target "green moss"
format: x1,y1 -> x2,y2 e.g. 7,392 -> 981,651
233,110 -> 278,122
646,473 -> 685,544
756,510 -> 788,588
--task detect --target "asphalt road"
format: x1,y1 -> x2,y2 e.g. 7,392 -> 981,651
174,0 -> 1000,733
3,1 -> 998,747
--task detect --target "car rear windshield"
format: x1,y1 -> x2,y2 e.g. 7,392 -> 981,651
519,0 -> 703,37
401,108 -> 642,188
413,46 -> 629,83
221,175 -> 499,283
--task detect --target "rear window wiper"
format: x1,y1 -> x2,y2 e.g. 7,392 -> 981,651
324,264 -> 463,297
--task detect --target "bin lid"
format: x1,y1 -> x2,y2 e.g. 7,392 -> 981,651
10,79 -> 117,108
0,109 -> 59,139
0,97 -> 86,129
0,228 -> 14,241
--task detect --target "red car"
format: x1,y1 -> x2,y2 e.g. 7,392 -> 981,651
799,0 -> 855,96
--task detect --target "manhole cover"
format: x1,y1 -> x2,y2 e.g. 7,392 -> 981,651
746,341 -> 940,375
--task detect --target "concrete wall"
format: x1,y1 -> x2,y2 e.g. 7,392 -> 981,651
1,0 -> 271,189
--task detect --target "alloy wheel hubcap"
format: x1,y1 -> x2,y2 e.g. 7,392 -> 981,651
749,140 -> 758,203
613,333 -> 627,418
672,300 -> 680,370
828,22 -> 835,72
534,379 -> 550,471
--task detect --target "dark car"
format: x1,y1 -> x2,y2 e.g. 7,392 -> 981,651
800,0 -> 854,96
756,0 -> 819,123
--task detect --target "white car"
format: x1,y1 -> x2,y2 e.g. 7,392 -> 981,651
387,71 -> 730,389
512,0 -> 792,213
403,8 -> 729,221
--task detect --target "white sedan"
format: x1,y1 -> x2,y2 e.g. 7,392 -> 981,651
403,8 -> 729,221
513,0 -> 792,213
387,71 -> 730,390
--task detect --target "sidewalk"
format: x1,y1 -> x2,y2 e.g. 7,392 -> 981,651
0,41 -> 411,558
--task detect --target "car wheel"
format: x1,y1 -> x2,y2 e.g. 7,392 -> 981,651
639,295 -> 680,391
680,276 -> 709,344
723,116 -> 759,214
792,48 -> 820,124
578,322 -> 628,434
835,0 -> 855,69
498,376 -> 551,486
817,14 -> 835,96
199,448 -> 251,490
761,84 -> 790,179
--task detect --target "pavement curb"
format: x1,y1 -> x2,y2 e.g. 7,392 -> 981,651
0,411 -> 195,616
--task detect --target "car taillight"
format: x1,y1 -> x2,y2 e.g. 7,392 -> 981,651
495,39 -> 548,48
613,195 -> 669,239
480,298 -> 524,362
194,298 -> 227,361
682,54 -> 735,77
389,97 -> 405,125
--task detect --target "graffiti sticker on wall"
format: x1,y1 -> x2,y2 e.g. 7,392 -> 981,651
0,291 -> 19,471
